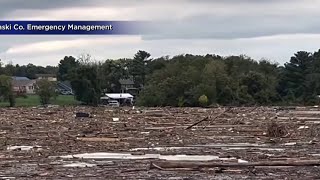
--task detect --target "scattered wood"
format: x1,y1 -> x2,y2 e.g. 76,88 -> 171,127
42,111 -> 57,115
75,112 -> 90,118
185,117 -> 209,130
186,107 -> 231,129
151,159 -> 320,169
76,137 -> 119,142
1,106 -> 320,178
267,121 -> 288,137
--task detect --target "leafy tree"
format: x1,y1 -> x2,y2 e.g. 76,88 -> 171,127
99,59 -> 129,93
3,63 -> 15,76
239,71 -> 277,104
25,64 -> 37,79
6,49 -> 320,107
70,63 -> 101,106
198,95 -> 208,107
128,50 -> 151,87
0,75 -> 15,107
280,51 -> 313,103
35,79 -> 57,105
58,56 -> 79,81
305,50 -> 320,102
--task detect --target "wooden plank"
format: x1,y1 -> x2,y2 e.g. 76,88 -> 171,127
151,159 -> 320,169
76,137 -> 119,142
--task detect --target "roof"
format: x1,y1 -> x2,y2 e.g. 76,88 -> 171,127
119,78 -> 134,85
104,93 -> 133,99
12,76 -> 30,81
12,80 -> 36,87
36,74 -> 57,78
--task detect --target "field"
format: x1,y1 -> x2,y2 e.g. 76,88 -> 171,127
0,95 -> 79,107
0,106 -> 320,179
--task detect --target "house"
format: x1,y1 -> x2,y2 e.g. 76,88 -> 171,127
119,78 -> 135,91
101,93 -> 134,105
36,74 -> 57,82
12,76 -> 30,81
119,78 -> 138,95
12,79 -> 36,94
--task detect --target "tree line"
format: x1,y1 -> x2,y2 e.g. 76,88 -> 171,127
0,61 -> 57,79
1,50 -> 320,107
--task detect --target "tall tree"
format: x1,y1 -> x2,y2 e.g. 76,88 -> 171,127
58,56 -> 79,81
280,51 -> 313,103
99,59 -> 129,93
0,75 -> 15,107
3,63 -> 16,76
128,50 -> 151,87
70,62 -> 101,106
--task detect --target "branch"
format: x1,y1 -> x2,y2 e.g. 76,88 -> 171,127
186,107 -> 231,130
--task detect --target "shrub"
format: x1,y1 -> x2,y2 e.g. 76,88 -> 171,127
35,79 -> 57,105
198,95 -> 208,107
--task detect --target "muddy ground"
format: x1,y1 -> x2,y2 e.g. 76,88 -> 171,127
0,106 -> 320,179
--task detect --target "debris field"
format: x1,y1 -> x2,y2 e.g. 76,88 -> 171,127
0,106 -> 320,179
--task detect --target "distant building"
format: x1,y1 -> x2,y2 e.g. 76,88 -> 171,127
119,78 -> 139,96
119,78 -> 135,92
12,76 -> 30,81
36,74 -> 57,82
101,93 -> 134,105
12,79 -> 36,94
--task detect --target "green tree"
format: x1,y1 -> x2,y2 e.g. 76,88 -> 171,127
280,51 -> 313,103
0,75 -> 15,107
239,71 -> 276,104
58,56 -> 79,81
198,95 -> 208,107
99,59 -> 129,93
35,79 -> 57,105
3,63 -> 15,76
70,63 -> 101,106
128,50 -> 151,87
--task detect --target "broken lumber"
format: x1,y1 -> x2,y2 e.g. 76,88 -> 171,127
185,117 -> 209,130
186,107 -> 231,129
75,112 -> 90,118
151,159 -> 320,169
76,137 -> 119,142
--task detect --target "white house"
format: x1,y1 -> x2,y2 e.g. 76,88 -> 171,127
12,79 -> 37,94
101,93 -> 134,105
36,74 -> 57,82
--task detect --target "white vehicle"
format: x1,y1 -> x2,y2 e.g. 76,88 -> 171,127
108,100 -> 120,107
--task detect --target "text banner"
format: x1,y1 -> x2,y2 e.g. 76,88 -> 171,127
0,21 -> 147,35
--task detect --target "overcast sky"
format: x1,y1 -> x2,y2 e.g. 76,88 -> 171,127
1,0 -> 320,66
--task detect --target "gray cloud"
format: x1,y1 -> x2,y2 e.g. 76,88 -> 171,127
0,0 -> 319,65
144,13 -> 320,39
2,0 -> 318,39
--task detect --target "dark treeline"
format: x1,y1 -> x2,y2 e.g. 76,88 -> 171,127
1,50 -> 320,107
0,61 -> 57,79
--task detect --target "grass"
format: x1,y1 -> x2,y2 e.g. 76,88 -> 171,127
0,95 -> 80,107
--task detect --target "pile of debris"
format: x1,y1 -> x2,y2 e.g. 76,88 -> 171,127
0,106 -> 319,179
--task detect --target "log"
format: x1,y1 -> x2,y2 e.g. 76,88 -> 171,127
186,107 -> 231,130
75,112 -> 90,118
76,137 -> 119,142
152,159 -> 320,169
185,117 -> 209,130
